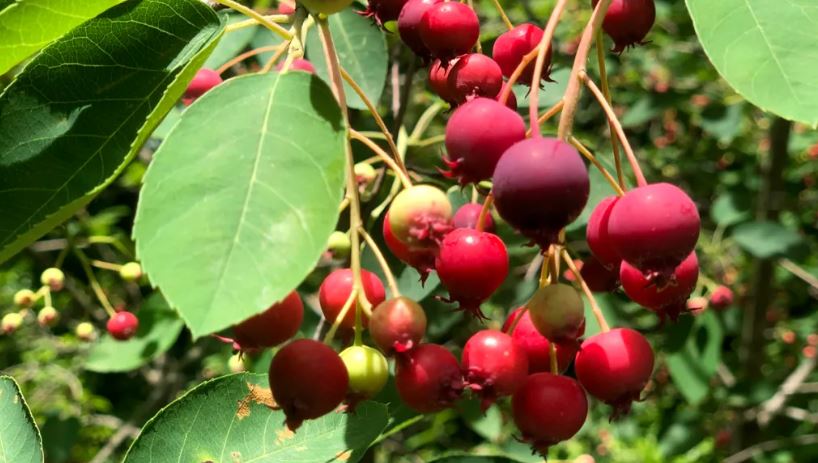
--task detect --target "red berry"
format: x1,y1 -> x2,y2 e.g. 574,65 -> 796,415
497,83 -> 517,110
395,343 -> 463,412
512,373 -> 588,455
492,23 -> 552,85
580,255 -> 620,292
278,58 -> 316,74
319,269 -> 386,329
428,59 -> 457,104
462,329 -> 528,409
709,285 -> 734,310
398,0 -> 443,59
360,0 -> 408,25
452,203 -> 495,233
593,0 -> 656,53
184,69 -> 222,101
493,137 -> 590,248
620,251 -> 699,321
382,212 -> 435,282
575,328 -> 654,419
388,185 -> 453,249
446,53 -> 503,105
435,228 -> 509,318
527,284 -> 586,344
369,297 -> 427,355
503,307 -> 576,373
442,97 -> 526,184
269,339 -> 349,430
607,183 -> 700,278
106,311 -> 139,341
277,1 -> 296,14
233,291 -> 303,350
419,2 -> 479,60
586,196 -> 621,269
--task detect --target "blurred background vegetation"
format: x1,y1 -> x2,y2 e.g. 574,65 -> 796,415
2,0 -> 817,462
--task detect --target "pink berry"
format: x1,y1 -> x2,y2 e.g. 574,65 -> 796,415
184,69 -> 222,101
503,307 -> 577,373
382,212 -> 435,282
593,0 -> 656,53
446,53 -> 503,105
398,0 -> 443,59
369,296 -> 427,355
442,97 -> 526,184
233,291 -> 303,350
586,196 -> 621,269
512,373 -> 588,455
527,283 -> 586,344
435,228 -> 509,318
620,251 -> 699,321
269,339 -> 349,430
395,343 -> 463,412
492,23 -> 552,85
493,137 -> 590,248
319,269 -> 386,329
419,2 -> 479,60
709,285 -> 734,310
452,203 -> 495,233
428,59 -> 457,104
462,329 -> 528,409
106,311 -> 139,341
360,0 -> 409,25
575,328 -> 654,419
278,58 -> 316,74
607,183 -> 700,277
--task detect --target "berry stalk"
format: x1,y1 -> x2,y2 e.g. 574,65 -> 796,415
569,136 -> 625,196
561,249 -> 610,332
358,227 -> 401,297
350,130 -> 413,189
595,31 -> 625,188
215,0 -> 293,40
489,0 -> 513,31
527,0 -> 568,134
73,249 -> 116,317
549,343 -> 559,374
527,100 -> 564,137
216,45 -> 285,75
475,193 -> 494,233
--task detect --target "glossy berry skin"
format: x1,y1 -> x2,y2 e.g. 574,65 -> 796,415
107,311 -> 139,341
382,212 -> 435,282
452,203 -> 495,233
398,0 -> 443,59
269,339 -> 349,430
493,137 -> 590,248
607,183 -> 700,277
527,283 -> 586,344
503,308 -> 577,373
184,69 -> 222,101
369,297 -> 427,355
419,2 -> 479,60
462,330 -> 528,408
340,345 -> 389,400
709,285 -> 734,310
443,98 -> 526,185
319,269 -> 386,329
435,228 -> 509,318
233,291 -> 303,350
620,251 -> 699,321
395,343 -> 463,413
388,185 -> 453,249
593,0 -> 656,53
575,328 -> 654,419
428,59 -> 457,104
586,196 -> 621,269
446,54 -> 503,105
360,0 -> 409,25
492,23 -> 552,85
580,255 -> 620,292
299,0 -> 354,15
512,373 -> 588,455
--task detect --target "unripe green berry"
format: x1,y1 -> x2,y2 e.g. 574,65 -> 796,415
327,231 -> 351,260
388,185 -> 453,249
340,345 -> 389,398
119,262 -> 143,282
228,354 -> 246,373
527,283 -> 586,344
41,267 -> 65,291
13,289 -> 36,308
75,322 -> 96,341
38,306 -> 59,327
2,312 -> 24,334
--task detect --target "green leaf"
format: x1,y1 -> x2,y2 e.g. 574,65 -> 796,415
85,293 -> 184,373
699,102 -> 745,144
0,376 -> 43,463
306,9 -> 387,110
665,311 -> 723,405
732,221 -> 803,259
686,0 -> 818,126
398,266 -> 440,302
124,373 -> 389,463
0,0 -> 122,76
250,27 -> 286,65
461,400 -> 503,443
204,13 -> 259,69
513,68 -> 570,109
0,0 -> 224,265
134,72 -> 346,338
710,192 -> 751,227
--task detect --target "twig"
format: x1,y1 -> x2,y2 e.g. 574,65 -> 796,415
359,227 -> 401,297
215,0 -> 292,40
217,45 -> 285,74
779,258 -> 818,290
756,356 -> 817,426
350,130 -> 412,189
528,0 -> 567,134
725,434 -> 818,463
562,249 -> 610,332
569,136 -> 625,196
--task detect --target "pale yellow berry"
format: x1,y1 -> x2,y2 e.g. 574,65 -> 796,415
13,289 -> 36,308
40,268 -> 65,291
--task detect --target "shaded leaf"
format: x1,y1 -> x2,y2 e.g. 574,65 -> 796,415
666,311 -> 723,405
0,376 -> 43,463
204,13 -> 259,69
732,221 -> 803,259
710,192 -> 750,227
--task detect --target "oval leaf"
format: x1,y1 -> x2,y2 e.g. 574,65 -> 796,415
686,0 -> 818,125
306,8 -> 387,110
0,376 -> 43,463
85,293 -> 184,373
0,0 -> 224,264
0,0 -> 122,75
124,373 -> 389,463
134,72 -> 346,338
732,221 -> 804,259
